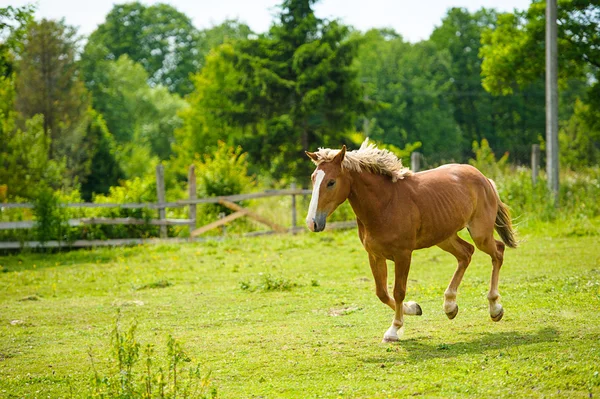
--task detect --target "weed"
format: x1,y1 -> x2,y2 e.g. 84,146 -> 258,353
136,280 -> 172,290
89,311 -> 215,398
238,274 -> 298,292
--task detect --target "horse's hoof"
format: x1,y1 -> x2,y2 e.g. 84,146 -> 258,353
445,305 -> 459,320
382,335 -> 399,343
404,301 -> 422,316
491,307 -> 504,322
415,303 -> 423,316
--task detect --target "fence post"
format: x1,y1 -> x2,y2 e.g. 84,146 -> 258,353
411,152 -> 421,173
188,164 -> 197,234
531,144 -> 540,185
291,182 -> 297,234
156,164 -> 167,239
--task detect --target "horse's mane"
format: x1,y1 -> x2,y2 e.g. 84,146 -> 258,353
310,138 -> 412,182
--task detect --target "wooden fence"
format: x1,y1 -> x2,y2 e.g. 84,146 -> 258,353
0,165 -> 356,249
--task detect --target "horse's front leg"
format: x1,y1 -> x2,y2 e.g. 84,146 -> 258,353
383,249 -> 413,343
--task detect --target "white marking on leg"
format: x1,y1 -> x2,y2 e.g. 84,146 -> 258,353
403,301 -> 420,315
382,320 -> 404,342
306,170 -> 325,231
444,289 -> 458,314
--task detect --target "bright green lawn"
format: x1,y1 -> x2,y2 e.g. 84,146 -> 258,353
1,228 -> 599,398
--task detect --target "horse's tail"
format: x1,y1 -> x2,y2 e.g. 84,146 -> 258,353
488,179 -> 518,249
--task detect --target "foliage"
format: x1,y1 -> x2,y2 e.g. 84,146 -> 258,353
89,313 -> 215,398
480,0 -> 600,144
32,186 -> 70,246
179,0 -> 365,181
88,175 -> 159,239
83,55 -> 186,162
469,138 -> 509,179
196,141 -> 255,199
0,4 -> 34,77
357,29 -> 462,162
559,98 -> 600,169
80,110 -> 124,200
0,111 -> 66,199
196,20 -> 253,70
429,8 -> 547,161
15,18 -> 90,167
82,2 -> 200,96
239,273 -> 298,292
193,141 -> 255,222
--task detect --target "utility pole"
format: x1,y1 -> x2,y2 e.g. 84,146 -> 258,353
546,0 -> 559,204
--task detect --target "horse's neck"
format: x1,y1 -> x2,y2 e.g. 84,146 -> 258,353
347,171 -> 397,225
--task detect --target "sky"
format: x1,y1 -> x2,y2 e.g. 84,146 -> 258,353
3,0 -> 532,42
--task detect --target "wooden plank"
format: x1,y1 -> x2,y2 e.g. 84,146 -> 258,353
77,218 -> 194,226
0,218 -> 195,230
0,237 -> 215,250
0,221 -> 36,229
1,189 -> 313,211
218,199 -> 286,233
156,164 -> 167,238
190,210 -> 248,237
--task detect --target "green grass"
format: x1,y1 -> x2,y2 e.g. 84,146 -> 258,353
1,227 -> 599,398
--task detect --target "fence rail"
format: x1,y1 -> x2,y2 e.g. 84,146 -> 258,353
0,164 -> 347,249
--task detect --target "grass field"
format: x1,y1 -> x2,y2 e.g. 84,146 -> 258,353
1,226 -> 599,398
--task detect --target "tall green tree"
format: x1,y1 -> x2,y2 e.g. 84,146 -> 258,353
1,5 -> 34,78
87,55 -> 186,161
196,20 -> 253,69
479,0 -> 599,165
14,18 -> 89,162
357,29 -> 462,162
178,0 -> 365,180
430,8 -> 547,162
82,2 -> 200,96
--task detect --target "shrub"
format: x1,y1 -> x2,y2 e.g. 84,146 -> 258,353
193,142 -> 255,232
32,186 -> 71,246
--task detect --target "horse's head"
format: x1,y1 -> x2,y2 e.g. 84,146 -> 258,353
305,145 -> 351,232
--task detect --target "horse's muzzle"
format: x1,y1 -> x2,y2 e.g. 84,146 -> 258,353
307,212 -> 327,232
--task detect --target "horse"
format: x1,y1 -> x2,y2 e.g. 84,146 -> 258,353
305,139 -> 517,343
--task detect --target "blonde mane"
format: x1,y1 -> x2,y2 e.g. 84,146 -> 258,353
311,138 -> 412,182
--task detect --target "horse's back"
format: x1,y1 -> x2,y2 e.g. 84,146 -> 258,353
408,164 -> 497,248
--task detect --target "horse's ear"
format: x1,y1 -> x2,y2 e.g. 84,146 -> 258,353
305,151 -> 319,162
333,145 -> 346,164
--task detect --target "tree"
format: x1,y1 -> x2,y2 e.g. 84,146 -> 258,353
82,2 -> 200,96
79,110 -> 123,200
357,29 -> 462,162
0,112 -> 66,199
177,0 -> 365,180
480,0 -> 599,164
14,18 -> 89,162
87,55 -> 186,161
430,8 -> 547,162
196,20 -> 253,69
1,5 -> 34,78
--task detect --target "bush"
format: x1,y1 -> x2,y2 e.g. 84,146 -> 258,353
193,142 -> 255,233
32,186 -> 71,246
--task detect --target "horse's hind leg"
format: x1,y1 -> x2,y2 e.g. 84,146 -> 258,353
437,235 -> 474,319
469,229 -> 506,322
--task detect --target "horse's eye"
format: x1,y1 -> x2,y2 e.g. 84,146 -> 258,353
327,179 -> 336,188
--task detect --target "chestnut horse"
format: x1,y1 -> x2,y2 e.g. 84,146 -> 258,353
305,139 -> 517,342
